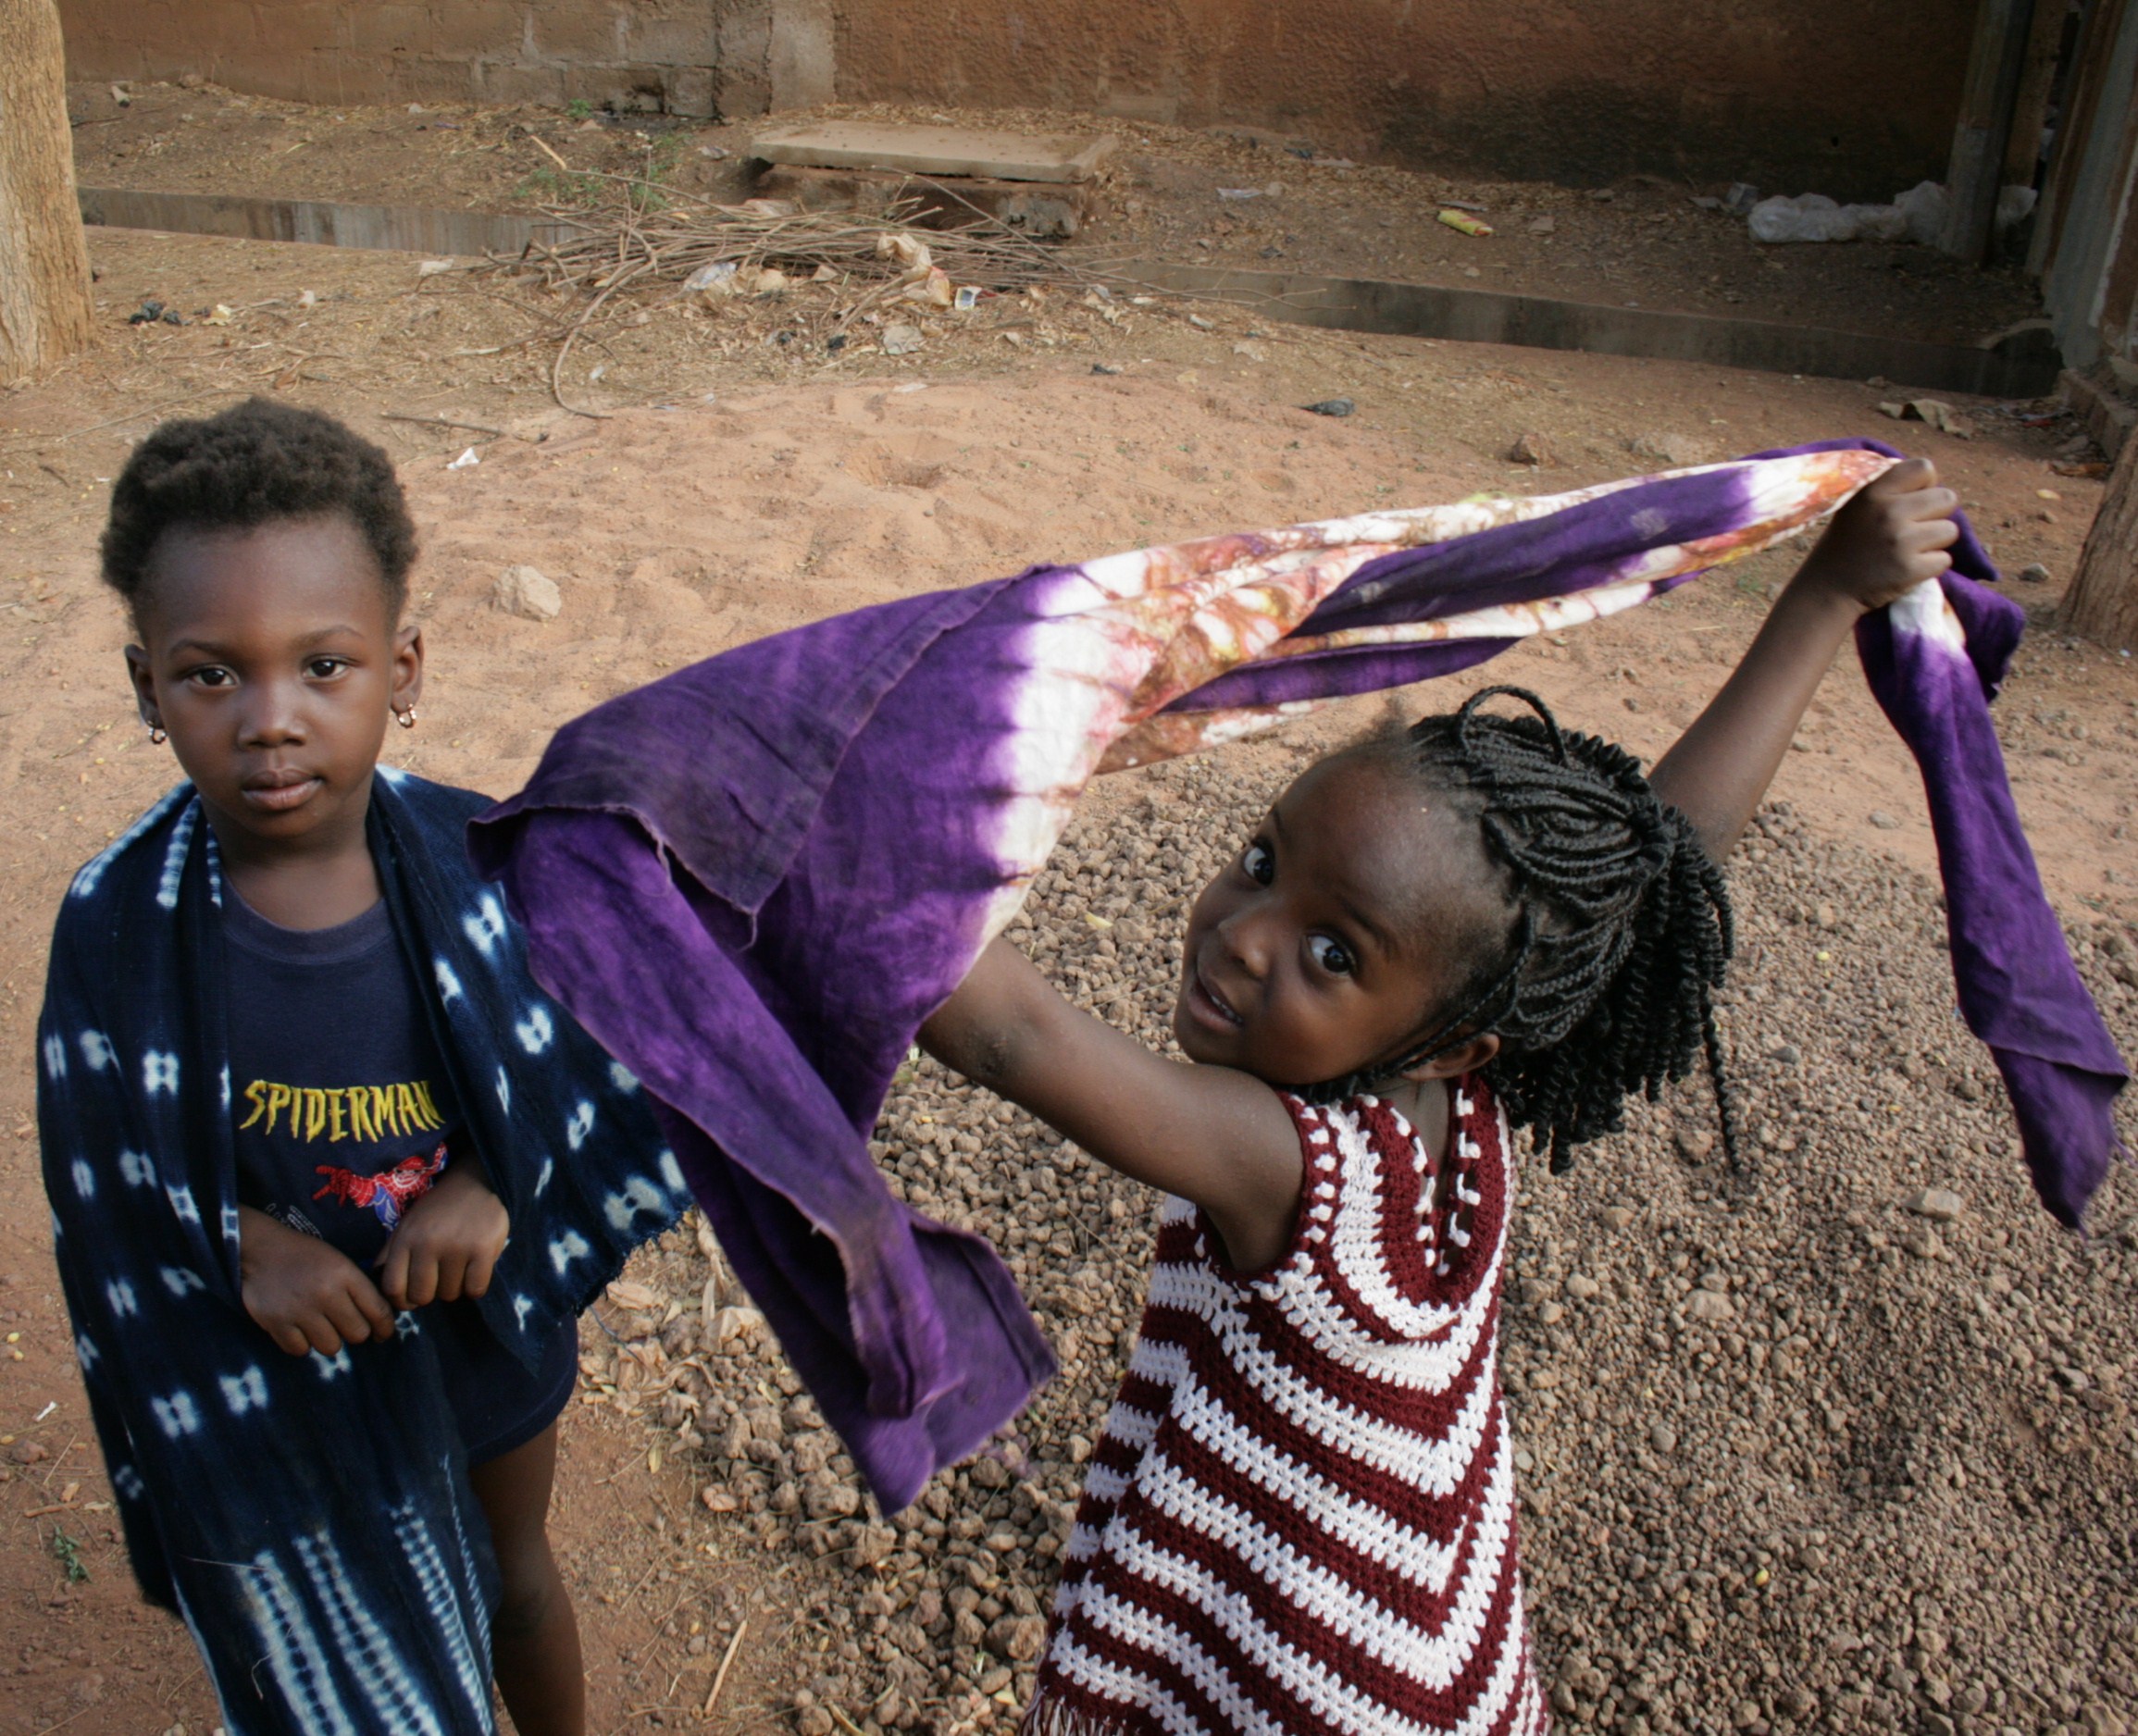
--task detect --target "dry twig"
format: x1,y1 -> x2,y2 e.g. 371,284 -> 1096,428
701,1617 -> 748,1718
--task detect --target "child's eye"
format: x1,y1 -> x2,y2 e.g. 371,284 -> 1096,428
1307,935 -> 1355,976
305,657 -> 349,679
1240,842 -> 1274,885
187,666 -> 234,688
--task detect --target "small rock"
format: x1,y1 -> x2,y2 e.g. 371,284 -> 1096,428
1674,1124 -> 1715,1163
493,564 -> 562,622
1814,901 -> 1838,928
1686,1288 -> 1735,1323
1767,1042 -> 1802,1064
881,323 -> 924,355
1868,811 -> 1902,830
1649,1422 -> 1678,1454
2018,563 -> 2051,584
1906,1187 -> 1963,1222
1527,216 -> 1557,235
10,1440 -> 48,1465
1629,430 -> 1713,468
1564,1273 -> 1602,1301
1302,398 -> 1354,417
1507,431 -> 1556,466
851,1522 -> 897,1567
988,1613 -> 1049,1661
1599,1205 -> 1635,1231
1902,1227 -> 1944,1259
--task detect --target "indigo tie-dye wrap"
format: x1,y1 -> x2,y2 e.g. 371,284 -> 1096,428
38,772 -> 691,1733
470,442 -> 2127,1512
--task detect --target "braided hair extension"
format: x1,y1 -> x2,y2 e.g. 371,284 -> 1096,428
1305,686 -> 1737,1172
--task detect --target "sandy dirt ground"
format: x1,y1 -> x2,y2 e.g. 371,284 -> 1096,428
0,174 -> 2132,1736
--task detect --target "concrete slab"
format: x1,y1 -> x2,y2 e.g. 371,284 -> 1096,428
76,185 -> 571,257
1126,262 -> 2065,397
749,120 -> 1114,184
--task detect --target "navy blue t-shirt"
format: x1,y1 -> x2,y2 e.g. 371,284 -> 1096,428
224,890 -> 576,1462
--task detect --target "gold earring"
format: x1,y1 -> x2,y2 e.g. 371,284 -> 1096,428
148,725 -> 168,745
393,706 -> 417,729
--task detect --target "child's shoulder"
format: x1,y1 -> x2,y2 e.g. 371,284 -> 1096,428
370,765 -> 494,830
54,782 -> 199,935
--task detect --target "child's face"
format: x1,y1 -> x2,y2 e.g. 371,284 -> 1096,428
124,515 -> 420,859
1173,750 -> 1505,1087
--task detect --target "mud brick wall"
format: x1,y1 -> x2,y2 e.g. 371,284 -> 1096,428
59,0 -> 1970,197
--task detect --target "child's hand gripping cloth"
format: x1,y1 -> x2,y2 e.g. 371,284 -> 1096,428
468,443 -> 2127,1511
38,771 -> 691,1734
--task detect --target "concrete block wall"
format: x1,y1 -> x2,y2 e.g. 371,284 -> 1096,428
60,0 -> 1969,197
56,0 -> 822,118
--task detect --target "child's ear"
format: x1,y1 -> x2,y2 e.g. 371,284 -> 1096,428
123,644 -> 161,732
392,623 -> 425,714
1398,1032 -> 1500,1083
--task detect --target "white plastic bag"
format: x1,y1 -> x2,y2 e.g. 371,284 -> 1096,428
1748,192 -> 1908,244
1895,180 -> 1947,246
1748,193 -> 1854,243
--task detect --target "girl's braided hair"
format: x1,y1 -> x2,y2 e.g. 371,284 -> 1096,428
1308,685 -> 1736,1172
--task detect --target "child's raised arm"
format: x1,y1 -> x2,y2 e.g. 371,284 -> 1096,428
919,939 -> 1307,1271
1647,455 -> 1958,861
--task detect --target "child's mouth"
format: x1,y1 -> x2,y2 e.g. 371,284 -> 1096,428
1186,960 -> 1245,1031
241,770 -> 323,812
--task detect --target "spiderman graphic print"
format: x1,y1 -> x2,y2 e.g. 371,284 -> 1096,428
314,1145 -> 448,1234
223,886 -> 466,1265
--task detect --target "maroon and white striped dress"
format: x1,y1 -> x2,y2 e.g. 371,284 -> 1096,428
1025,1079 -> 1546,1736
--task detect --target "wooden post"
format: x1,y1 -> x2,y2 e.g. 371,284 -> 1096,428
0,0 -> 97,382
2002,0 -> 2070,188
1940,0 -> 2038,265
2062,429 -> 2138,652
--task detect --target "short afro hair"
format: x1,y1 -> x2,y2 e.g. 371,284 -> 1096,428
101,397 -> 416,627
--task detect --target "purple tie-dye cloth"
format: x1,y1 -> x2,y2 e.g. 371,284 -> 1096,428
1803,439 -> 2128,1227
469,442 -> 2125,1508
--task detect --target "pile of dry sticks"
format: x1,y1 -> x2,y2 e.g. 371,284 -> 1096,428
497,161 -> 1145,413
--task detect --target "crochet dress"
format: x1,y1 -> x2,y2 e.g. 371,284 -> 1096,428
1025,1079 -> 1547,1736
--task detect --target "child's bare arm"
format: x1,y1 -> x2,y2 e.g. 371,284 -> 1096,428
238,1205 -> 396,1357
1648,456 -> 1958,862
920,938 -> 1305,1271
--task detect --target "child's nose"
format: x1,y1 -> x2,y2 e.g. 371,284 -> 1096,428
1215,906 -> 1276,978
239,681 -> 305,744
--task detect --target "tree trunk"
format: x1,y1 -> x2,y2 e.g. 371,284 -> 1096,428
2061,428 -> 2138,651
0,0 -> 96,383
